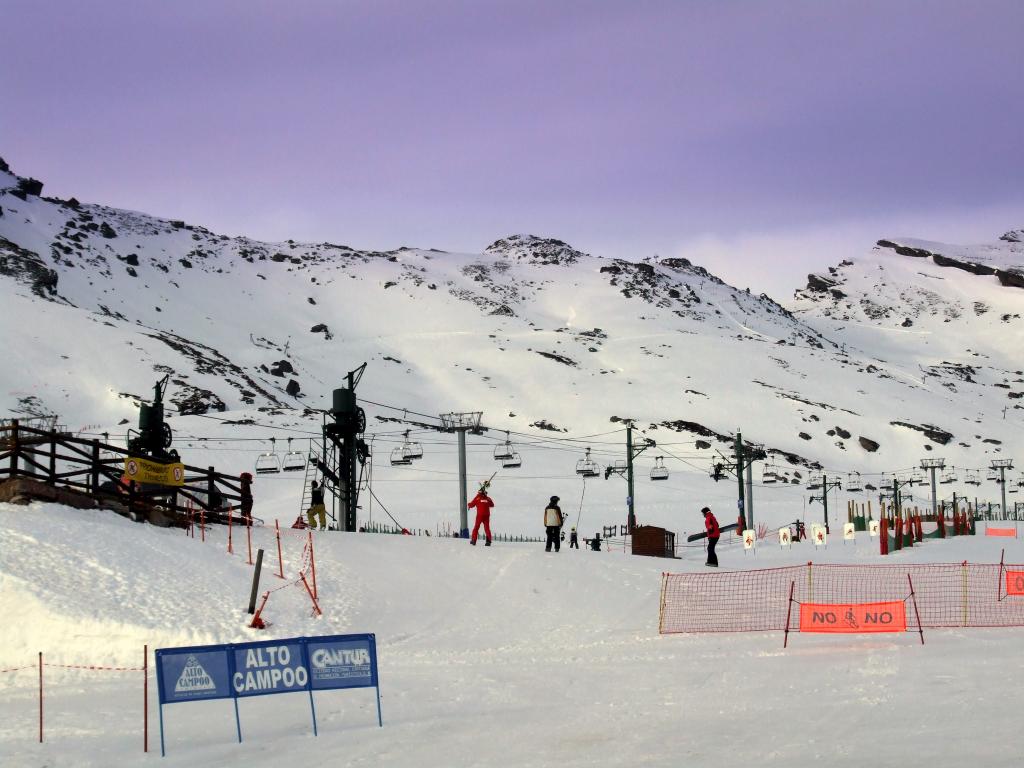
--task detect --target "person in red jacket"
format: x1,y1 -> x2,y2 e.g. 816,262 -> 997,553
702,506 -> 720,567
468,488 -> 494,546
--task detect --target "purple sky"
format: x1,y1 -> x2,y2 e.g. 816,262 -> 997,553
2,0 -> 1022,297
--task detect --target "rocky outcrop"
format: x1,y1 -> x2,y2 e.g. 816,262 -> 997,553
484,234 -> 587,265
0,237 -> 59,299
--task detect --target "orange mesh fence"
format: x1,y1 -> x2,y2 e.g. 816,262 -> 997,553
659,562 -> 1024,634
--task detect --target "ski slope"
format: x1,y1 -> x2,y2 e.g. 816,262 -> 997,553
2,503 -> 1023,767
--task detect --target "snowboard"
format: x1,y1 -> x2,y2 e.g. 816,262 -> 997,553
686,522 -> 739,542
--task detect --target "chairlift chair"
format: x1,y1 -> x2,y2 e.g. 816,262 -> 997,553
281,437 -> 306,472
501,451 -> 522,469
762,461 -> 778,484
910,470 -> 926,486
965,470 -> 981,486
400,430 -> 423,461
576,448 -> 600,478
806,476 -> 823,491
940,468 -> 957,485
987,468 -> 1000,482
390,447 -> 412,466
650,456 -> 669,481
846,472 -> 863,493
255,437 -> 281,474
493,431 -> 515,462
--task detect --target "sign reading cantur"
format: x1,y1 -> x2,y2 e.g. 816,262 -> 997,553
124,456 -> 185,486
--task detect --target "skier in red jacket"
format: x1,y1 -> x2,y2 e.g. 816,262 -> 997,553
468,489 -> 494,546
702,506 -> 720,567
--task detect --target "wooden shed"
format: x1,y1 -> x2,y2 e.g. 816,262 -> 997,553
631,525 -> 677,558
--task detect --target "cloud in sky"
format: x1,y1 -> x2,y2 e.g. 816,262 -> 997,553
1,0 -> 1021,298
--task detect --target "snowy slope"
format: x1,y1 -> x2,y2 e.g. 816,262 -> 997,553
2,503 -> 1024,767
1,159 -> 1023,537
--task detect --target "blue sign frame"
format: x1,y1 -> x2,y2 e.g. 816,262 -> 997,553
155,633 -> 381,756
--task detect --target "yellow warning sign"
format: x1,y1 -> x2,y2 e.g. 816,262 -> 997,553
124,456 -> 185,486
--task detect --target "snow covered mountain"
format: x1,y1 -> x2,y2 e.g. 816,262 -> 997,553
1,157 -> 1021,532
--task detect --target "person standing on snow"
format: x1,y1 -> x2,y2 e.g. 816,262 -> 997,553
468,488 -> 494,546
544,496 -> 563,552
702,506 -> 720,567
569,526 -> 579,549
307,480 -> 327,531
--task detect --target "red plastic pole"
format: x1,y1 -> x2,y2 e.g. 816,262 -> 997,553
227,506 -> 234,555
250,591 -> 270,629
38,651 -> 43,743
275,519 -> 284,579
247,519 -> 253,565
200,509 -> 206,543
300,572 -> 322,616
144,644 -> 148,753
308,530 -> 318,600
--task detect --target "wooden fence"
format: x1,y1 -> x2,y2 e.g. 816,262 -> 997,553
0,419 -> 245,526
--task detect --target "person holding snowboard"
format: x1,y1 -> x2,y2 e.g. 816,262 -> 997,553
468,487 -> 494,546
569,526 -> 579,549
702,506 -> 720,567
307,480 -> 327,531
544,496 -> 563,552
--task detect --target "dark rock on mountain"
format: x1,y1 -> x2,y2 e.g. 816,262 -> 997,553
17,177 -> 44,197
286,379 -> 301,397
99,222 -> 117,239
270,360 -> 294,377
0,237 -> 59,299
890,421 -> 953,445
858,436 -> 879,452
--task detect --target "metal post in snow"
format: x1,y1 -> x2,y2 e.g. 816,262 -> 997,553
275,520 -> 284,578
248,549 -> 265,614
247,518 -> 253,565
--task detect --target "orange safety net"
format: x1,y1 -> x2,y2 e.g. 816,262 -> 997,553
660,562 -> 1024,634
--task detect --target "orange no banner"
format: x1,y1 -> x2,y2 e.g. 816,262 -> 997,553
986,527 -> 1017,538
1006,571 -> 1024,596
800,601 -> 907,633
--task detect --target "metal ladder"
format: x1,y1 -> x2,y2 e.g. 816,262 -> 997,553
301,438 -> 340,528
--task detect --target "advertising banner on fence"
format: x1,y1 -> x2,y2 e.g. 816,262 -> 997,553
843,523 -> 856,541
868,520 -> 880,537
124,456 -> 185,486
1006,570 -> 1024,596
156,633 -> 381,756
986,526 -> 1018,538
811,524 -> 827,547
799,601 -> 907,633
779,528 -> 791,546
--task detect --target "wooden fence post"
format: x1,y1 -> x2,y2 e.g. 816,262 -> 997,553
48,430 -> 57,484
91,439 -> 101,494
10,418 -> 19,476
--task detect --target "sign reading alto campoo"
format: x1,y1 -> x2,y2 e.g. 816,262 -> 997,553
156,633 -> 382,756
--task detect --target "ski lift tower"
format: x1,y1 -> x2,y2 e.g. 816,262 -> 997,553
440,411 -> 484,538
603,420 -> 655,534
991,459 -> 1015,521
920,458 -> 946,519
323,363 -> 368,532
